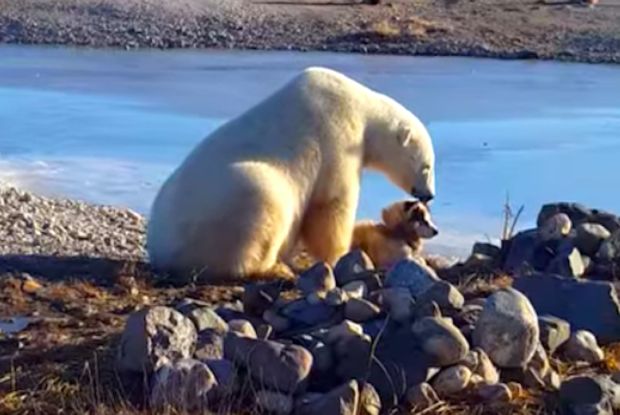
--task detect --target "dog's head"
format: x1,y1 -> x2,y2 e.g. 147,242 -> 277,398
381,200 -> 439,239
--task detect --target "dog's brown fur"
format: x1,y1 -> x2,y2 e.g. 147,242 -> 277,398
352,200 -> 438,269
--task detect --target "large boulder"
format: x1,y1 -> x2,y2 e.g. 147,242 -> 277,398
117,306 -> 197,373
385,259 -> 439,298
472,288 -> 539,368
224,333 -> 312,394
559,376 -> 615,415
513,273 -> 620,344
412,317 -> 469,367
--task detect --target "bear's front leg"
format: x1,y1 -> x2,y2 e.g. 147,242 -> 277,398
300,192 -> 358,266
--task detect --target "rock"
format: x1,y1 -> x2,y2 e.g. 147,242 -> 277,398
325,288 -> 348,306
325,320 -> 364,345
472,242 -> 502,260
228,319 -> 257,338
415,281 -> 464,315
360,383 -> 382,415
150,358 -> 216,413
413,300 -> 441,320
296,380 -> 360,415
405,382 -> 440,409
255,390 -> 293,415
431,365 -> 472,397
205,359 -> 236,398
385,258 -> 439,297
563,330 -> 605,363
335,334 -> 373,381
176,300 -> 229,333
539,315 -> 571,354
223,334 -> 312,393
503,229 -> 539,272
342,280 -> 367,300
298,262 -> 336,296
477,383 -> 512,403
597,229 -> 620,262
263,309 -> 291,333
462,348 -> 499,385
368,326 -> 437,407
243,281 -> 282,316
560,376 -> 613,415
473,288 -> 539,368
412,317 -> 469,367
545,369 -> 562,391
280,299 -> 337,327
117,306 -> 197,373
539,213 -> 572,241
376,287 -> 414,323
538,203 -> 593,229
194,329 -> 225,360
309,341 -> 333,373
256,323 -> 273,340
334,250 -> 375,286
513,273 -> 620,343
345,298 -> 382,323
576,223 -> 611,256
547,242 -> 585,278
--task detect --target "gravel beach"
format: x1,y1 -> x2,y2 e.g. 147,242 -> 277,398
1,0 -> 620,63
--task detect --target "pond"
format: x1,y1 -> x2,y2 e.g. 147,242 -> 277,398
1,45 -> 620,256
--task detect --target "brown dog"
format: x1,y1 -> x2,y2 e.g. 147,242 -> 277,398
352,200 -> 438,269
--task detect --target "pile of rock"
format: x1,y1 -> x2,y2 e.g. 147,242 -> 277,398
116,228 -> 620,413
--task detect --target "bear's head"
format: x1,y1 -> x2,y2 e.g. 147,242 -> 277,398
365,101 -> 436,202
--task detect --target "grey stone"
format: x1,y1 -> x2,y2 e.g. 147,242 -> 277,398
228,319 -> 256,338
411,317 -> 469,367
326,320 -> 364,345
539,213 -> 572,242
243,281 -> 282,316
539,315 -> 571,354
223,333 -> 312,393
513,273 -> 620,343
298,262 -> 336,296
281,299 -> 337,328
263,309 -> 291,333
472,242 -> 502,260
367,326 -> 437,407
194,329 -> 224,360
325,288 -> 348,306
597,229 -> 620,262
576,223 -> 611,256
309,341 -> 333,373
415,280 -> 464,315
385,258 -> 439,297
256,323 -> 273,340
176,300 -> 229,333
476,383 -> 512,403
345,298 -> 382,323
375,287 -> 415,323
342,280 -> 367,300
405,383 -> 440,410
547,244 -> 586,278
431,365 -> 472,397
335,334 -> 372,381
472,288 -> 539,368
117,306 -> 197,373
334,250 -> 375,287
560,376 -> 613,415
150,358 -> 216,413
538,203 -> 593,228
296,380 -> 360,415
204,359 -> 236,398
503,229 -> 539,273
564,330 -> 605,363
255,390 -> 293,415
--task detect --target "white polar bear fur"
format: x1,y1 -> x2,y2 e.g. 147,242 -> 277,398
147,67 -> 435,279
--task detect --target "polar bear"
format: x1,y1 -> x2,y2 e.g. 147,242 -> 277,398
147,67 -> 435,280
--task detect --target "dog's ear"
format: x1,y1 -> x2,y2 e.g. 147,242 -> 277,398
382,202 -> 407,230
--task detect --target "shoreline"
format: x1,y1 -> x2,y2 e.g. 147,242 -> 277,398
1,0 -> 620,64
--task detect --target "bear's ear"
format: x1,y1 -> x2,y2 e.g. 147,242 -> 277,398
398,127 -> 413,147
